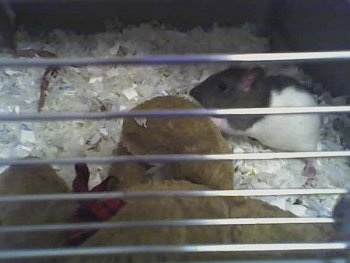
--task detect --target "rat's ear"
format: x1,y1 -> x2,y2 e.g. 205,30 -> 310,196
240,67 -> 265,93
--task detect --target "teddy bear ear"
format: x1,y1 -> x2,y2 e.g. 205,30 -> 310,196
239,67 -> 265,93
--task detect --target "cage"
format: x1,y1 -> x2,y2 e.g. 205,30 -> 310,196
0,0 -> 349,262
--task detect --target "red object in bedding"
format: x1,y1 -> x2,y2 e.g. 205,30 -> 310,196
67,163 -> 126,246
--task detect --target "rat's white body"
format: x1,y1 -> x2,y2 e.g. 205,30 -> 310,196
211,86 -> 320,152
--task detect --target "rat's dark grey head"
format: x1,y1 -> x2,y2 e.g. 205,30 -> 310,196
189,66 -> 268,109
333,194 -> 350,240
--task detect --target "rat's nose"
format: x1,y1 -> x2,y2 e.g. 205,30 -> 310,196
189,86 -> 199,100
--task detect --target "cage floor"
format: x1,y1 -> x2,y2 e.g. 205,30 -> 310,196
0,21 -> 349,218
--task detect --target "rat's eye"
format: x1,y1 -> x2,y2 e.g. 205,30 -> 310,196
217,82 -> 229,93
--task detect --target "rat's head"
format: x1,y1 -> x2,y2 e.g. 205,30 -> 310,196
189,66 -> 266,109
333,195 -> 350,240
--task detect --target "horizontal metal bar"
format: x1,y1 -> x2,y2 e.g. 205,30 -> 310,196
0,243 -> 348,259
162,260 -> 348,263
0,151 -> 349,167
165,260 -> 347,263
1,51 -> 350,68
0,218 -> 334,234
0,106 -> 349,122
0,189 -> 346,203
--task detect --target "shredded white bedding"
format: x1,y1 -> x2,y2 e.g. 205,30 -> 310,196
0,22 -> 349,217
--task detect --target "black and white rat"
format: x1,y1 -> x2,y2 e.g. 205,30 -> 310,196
189,66 -> 321,180
333,193 -> 350,240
